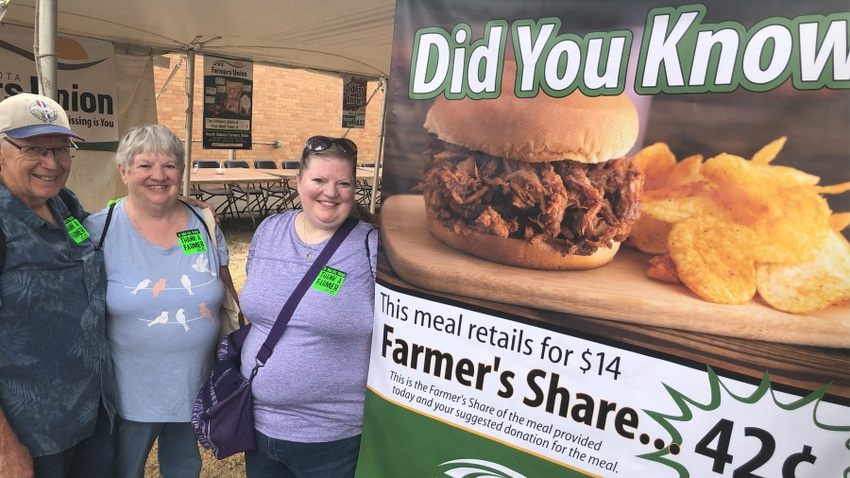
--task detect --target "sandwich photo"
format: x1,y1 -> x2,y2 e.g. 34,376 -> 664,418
418,61 -> 644,270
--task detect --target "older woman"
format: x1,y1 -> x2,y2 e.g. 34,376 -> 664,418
83,125 -> 240,478
238,136 -> 377,478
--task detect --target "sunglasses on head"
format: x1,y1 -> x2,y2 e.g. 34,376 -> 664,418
303,136 -> 358,160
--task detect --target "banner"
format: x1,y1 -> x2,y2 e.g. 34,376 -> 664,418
359,1 -> 849,477
360,284 -> 847,476
342,75 -> 368,128
202,56 -> 253,149
0,24 -> 119,145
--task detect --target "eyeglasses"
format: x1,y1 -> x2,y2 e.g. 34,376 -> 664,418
4,137 -> 78,161
303,136 -> 357,160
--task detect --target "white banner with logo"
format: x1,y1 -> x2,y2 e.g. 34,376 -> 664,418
0,24 -> 119,144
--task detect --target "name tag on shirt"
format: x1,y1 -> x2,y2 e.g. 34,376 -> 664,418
177,229 -> 208,254
312,266 -> 347,295
64,216 -> 90,243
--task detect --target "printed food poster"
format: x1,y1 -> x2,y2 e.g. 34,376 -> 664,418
202,56 -> 253,149
357,1 -> 849,477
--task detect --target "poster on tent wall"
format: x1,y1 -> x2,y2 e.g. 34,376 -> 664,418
0,24 -> 119,146
357,1 -> 850,477
342,75 -> 368,128
202,55 -> 253,149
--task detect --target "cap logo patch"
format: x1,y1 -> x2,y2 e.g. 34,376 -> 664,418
28,100 -> 59,124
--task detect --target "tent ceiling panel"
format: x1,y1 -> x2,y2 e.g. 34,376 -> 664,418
3,0 -> 397,78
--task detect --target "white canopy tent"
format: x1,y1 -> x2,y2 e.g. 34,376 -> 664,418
1,0 -> 396,78
0,0 -> 396,211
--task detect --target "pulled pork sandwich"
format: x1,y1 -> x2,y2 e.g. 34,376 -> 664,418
419,63 -> 644,270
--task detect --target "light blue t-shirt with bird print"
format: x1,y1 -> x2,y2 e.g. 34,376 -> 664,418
84,199 -> 229,422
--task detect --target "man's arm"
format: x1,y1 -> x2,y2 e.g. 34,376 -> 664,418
0,408 -> 33,478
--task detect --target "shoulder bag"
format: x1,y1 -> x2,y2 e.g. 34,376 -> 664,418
191,216 -> 358,459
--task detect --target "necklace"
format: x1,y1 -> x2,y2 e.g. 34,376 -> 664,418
298,213 -> 324,260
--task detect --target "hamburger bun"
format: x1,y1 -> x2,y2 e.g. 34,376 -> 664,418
424,62 -> 639,164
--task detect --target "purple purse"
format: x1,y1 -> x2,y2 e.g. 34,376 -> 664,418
191,217 -> 357,459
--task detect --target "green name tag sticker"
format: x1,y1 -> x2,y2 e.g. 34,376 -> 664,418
177,229 -> 208,254
64,216 -> 90,244
312,266 -> 347,295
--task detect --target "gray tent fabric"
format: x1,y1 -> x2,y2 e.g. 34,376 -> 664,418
3,0 -> 395,211
2,0 -> 396,79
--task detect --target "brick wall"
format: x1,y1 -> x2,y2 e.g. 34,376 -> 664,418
154,54 -> 385,167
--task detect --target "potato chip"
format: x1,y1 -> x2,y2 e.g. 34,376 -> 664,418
665,154 -> 703,187
642,195 -> 724,223
701,153 -> 773,195
668,216 -> 758,304
702,154 -> 831,263
634,142 -> 677,191
753,164 -> 820,186
750,136 -> 786,164
814,182 -> 850,195
756,232 -> 850,313
701,155 -> 777,224
643,181 -> 712,202
647,254 -> 680,283
830,212 -> 850,233
628,138 -> 848,314
629,214 -> 674,254
706,185 -> 770,229
746,185 -> 831,264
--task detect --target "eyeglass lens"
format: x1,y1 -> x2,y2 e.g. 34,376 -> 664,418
4,138 -> 76,160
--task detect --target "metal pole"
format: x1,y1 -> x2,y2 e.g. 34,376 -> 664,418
182,50 -> 195,197
35,0 -> 58,99
369,78 -> 387,214
156,54 -> 185,99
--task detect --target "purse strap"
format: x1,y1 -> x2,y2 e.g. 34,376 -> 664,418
255,215 -> 358,365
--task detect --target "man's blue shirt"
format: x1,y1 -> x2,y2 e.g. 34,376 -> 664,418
0,186 -> 115,456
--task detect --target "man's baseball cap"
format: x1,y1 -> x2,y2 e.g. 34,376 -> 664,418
0,93 -> 85,141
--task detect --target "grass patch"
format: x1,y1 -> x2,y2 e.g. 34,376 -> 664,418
219,217 -> 257,252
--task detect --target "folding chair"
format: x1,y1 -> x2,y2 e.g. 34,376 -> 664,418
254,159 -> 296,213
192,160 -> 239,219
280,160 -> 301,209
224,160 -> 267,221
356,163 -> 380,209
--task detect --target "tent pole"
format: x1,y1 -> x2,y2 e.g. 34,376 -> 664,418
182,49 -> 195,197
35,0 -> 58,99
369,77 -> 387,214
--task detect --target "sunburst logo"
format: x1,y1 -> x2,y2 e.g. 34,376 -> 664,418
642,366 -> 849,477
213,60 -> 246,69
0,34 -> 108,70
436,459 -> 527,478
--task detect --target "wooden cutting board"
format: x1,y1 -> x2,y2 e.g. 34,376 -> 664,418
380,195 -> 850,348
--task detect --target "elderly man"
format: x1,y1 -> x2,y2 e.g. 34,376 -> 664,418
0,93 -> 115,478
